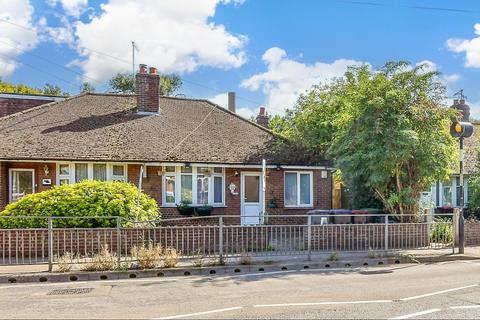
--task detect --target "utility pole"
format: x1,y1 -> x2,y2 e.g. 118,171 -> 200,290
450,118 -> 474,254
132,41 -> 136,77
459,136 -> 465,254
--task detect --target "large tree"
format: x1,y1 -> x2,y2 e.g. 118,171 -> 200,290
109,73 -> 182,96
271,61 -> 457,215
42,83 -> 70,97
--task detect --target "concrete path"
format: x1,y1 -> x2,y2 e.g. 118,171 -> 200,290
0,259 -> 480,318
1,246 -> 479,275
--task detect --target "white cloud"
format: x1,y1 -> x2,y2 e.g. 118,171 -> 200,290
415,60 -> 461,84
208,92 -> 256,119
74,0 -> 247,82
443,73 -> 461,84
38,16 -> 75,45
241,47 -> 365,114
47,0 -> 88,18
0,0 -> 39,77
446,23 -> 480,68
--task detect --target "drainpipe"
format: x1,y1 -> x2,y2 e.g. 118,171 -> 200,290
262,159 -> 266,224
137,165 -> 144,212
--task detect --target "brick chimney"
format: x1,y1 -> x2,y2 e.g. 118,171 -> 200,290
135,64 -> 160,113
256,106 -> 269,128
228,92 -> 236,113
450,98 -> 470,122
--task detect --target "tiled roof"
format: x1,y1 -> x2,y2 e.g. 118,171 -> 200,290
0,93 -> 327,166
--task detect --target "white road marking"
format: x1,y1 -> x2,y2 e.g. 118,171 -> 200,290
450,305 -> 480,309
400,284 -> 478,301
154,306 -> 243,319
253,300 -> 393,308
390,308 -> 441,319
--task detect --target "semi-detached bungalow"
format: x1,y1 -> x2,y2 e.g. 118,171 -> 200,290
0,65 -> 333,224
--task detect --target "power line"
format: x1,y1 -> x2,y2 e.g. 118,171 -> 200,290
0,39 -> 104,85
331,0 -> 480,14
0,52 -> 79,89
0,17 -> 278,111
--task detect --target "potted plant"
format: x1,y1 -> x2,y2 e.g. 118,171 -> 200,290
195,205 -> 213,216
176,201 -> 195,216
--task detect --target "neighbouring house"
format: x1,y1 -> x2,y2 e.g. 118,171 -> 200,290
0,64 -> 333,224
422,98 -> 479,212
0,92 -> 65,118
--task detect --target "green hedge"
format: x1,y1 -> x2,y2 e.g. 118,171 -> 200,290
0,180 -> 159,228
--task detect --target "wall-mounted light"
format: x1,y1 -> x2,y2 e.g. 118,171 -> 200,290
43,165 -> 49,176
184,162 -> 191,169
276,165 -> 282,171
234,170 -> 239,177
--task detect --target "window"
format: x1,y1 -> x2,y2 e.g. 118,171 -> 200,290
75,163 -> 88,182
93,164 -> 107,181
112,165 -> 126,181
9,169 -> 35,202
56,163 -> 127,185
58,164 -> 71,185
442,180 -> 452,207
180,166 -> 193,204
162,166 -> 224,206
284,171 -> 313,207
164,176 -> 176,204
196,167 -> 209,205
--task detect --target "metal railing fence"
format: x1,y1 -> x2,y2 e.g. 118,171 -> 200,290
0,214 -> 455,269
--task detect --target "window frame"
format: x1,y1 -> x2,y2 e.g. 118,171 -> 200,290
284,171 -> 313,208
161,166 -> 225,207
55,162 -> 127,185
8,168 -> 35,203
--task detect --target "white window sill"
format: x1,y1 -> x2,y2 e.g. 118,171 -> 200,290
284,206 -> 314,209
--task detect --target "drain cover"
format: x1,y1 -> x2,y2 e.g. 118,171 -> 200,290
47,288 -> 93,296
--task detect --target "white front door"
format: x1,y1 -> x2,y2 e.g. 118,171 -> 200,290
9,169 -> 35,203
241,172 -> 263,225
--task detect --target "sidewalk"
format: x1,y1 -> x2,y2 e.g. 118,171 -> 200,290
1,247 -> 479,276
404,246 -> 480,263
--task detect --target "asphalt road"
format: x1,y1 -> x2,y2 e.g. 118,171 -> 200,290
0,260 -> 480,319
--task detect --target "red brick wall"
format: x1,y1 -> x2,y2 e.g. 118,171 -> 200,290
0,163 -> 333,223
126,165 -> 332,223
465,220 -> 480,246
0,97 -> 54,117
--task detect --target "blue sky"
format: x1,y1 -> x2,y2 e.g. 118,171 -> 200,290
1,0 -> 480,118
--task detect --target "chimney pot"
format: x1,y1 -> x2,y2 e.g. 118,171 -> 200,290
228,92 -> 236,113
139,64 -> 148,74
453,99 -> 459,105
460,99 -> 465,105
149,67 -> 157,75
256,106 -> 269,128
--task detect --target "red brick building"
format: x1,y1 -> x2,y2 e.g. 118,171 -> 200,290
0,65 -> 333,224
0,93 -> 64,118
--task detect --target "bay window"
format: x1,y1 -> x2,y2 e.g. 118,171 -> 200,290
162,166 -> 224,206
284,171 -> 313,207
56,163 -> 127,184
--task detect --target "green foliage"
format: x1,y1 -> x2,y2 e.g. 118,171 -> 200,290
109,72 -> 182,96
0,180 -> 159,228
0,79 -> 42,94
42,83 -> 70,97
467,175 -> 480,219
0,79 -> 69,97
272,61 -> 457,215
430,218 -> 453,244
80,82 -> 96,93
